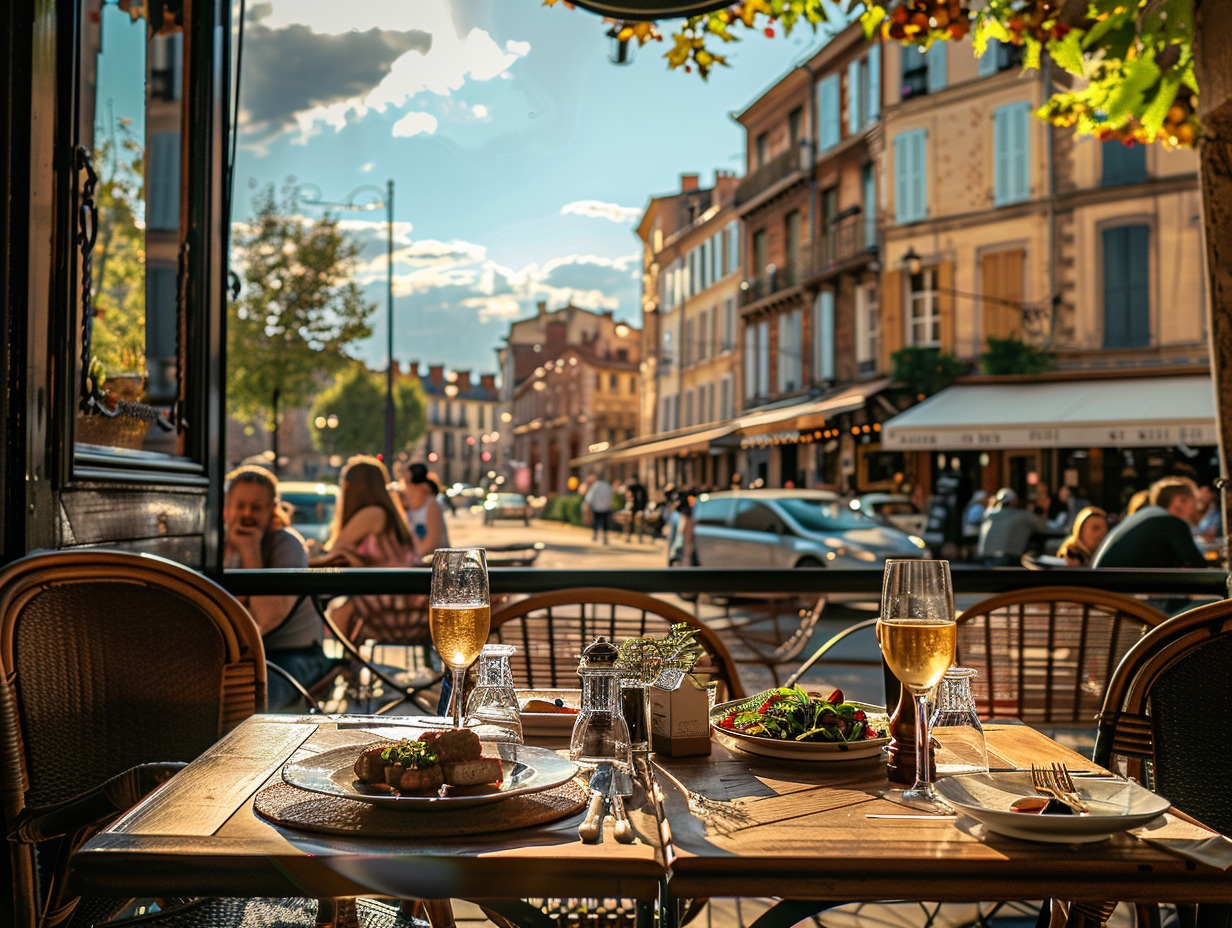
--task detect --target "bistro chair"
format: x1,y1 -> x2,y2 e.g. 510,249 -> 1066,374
1095,597 -> 1232,833
724,596 -> 827,687
0,549 -> 418,928
488,587 -> 745,702
954,586 -> 1168,730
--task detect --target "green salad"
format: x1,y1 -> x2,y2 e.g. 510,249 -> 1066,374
714,686 -> 889,743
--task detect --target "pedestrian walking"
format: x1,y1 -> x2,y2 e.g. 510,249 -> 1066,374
626,477 -> 649,542
584,472 -> 614,544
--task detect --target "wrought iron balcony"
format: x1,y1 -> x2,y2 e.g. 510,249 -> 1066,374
735,147 -> 808,208
811,210 -> 879,278
740,252 -> 808,306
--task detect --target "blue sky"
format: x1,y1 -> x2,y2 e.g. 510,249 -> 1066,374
233,0 -> 837,377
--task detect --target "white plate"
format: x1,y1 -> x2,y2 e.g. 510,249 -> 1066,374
935,772 -> 1171,843
282,740 -> 578,811
709,697 -> 890,761
518,688 -> 581,736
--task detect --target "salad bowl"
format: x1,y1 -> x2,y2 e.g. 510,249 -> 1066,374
709,688 -> 890,761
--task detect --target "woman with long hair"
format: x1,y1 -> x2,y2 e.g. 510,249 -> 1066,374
311,455 -> 416,567
1055,506 -> 1110,567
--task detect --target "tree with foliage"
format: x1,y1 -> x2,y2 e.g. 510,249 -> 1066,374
90,126 -> 147,386
980,336 -> 1056,375
229,182 -> 374,443
309,365 -> 427,460
891,346 -> 967,398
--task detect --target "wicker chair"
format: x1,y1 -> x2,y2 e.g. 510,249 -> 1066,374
488,588 -> 745,702
0,549 -> 417,928
954,586 -> 1167,727
1095,597 -> 1232,834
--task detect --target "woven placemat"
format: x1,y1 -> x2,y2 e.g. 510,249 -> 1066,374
255,777 -> 587,837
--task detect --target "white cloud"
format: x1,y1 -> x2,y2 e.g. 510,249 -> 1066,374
560,200 -> 642,224
359,162 -> 376,173
471,103 -> 489,119
256,0 -> 529,142
392,111 -> 439,137
463,295 -> 523,323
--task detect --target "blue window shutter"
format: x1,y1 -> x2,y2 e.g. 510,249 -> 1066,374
818,74 -> 840,151
867,44 -> 881,122
863,163 -> 877,247
979,38 -> 999,76
815,290 -> 835,382
927,42 -> 947,93
993,102 -> 1030,205
1101,140 -> 1147,186
848,59 -> 862,134
895,130 -> 926,223
1103,225 -> 1151,348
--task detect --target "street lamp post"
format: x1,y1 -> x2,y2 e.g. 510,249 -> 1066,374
298,180 -> 398,464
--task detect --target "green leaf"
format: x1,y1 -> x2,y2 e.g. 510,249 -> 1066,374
1047,28 -> 1087,77
1141,72 -> 1183,136
1106,56 -> 1162,124
860,5 -> 886,41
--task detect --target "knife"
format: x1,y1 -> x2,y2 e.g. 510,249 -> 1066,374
578,763 -> 612,843
609,767 -> 636,843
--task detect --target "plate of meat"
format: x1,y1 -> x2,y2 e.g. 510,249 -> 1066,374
283,728 -> 579,810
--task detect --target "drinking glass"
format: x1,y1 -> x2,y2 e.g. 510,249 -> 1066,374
465,643 -> 524,744
878,559 -> 956,811
430,547 -> 491,730
929,667 -> 988,776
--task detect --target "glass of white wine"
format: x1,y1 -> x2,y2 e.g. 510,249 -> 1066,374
877,558 -> 957,811
429,547 -> 491,730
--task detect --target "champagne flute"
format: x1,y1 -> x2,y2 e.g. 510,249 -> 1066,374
430,547 -> 491,730
877,559 -> 956,812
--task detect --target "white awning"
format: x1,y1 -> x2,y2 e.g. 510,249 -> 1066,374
735,378 -> 892,436
569,422 -> 737,467
881,375 -> 1218,451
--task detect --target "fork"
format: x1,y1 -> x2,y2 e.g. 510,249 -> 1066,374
1050,763 -> 1090,814
1030,763 -> 1087,814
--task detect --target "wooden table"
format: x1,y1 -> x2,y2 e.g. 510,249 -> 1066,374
652,725 -> 1232,927
69,717 -> 1232,926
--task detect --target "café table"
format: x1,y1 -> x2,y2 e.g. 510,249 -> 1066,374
68,716 -> 1232,928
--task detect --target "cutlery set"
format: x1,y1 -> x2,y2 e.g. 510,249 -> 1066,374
1030,763 -> 1090,814
578,762 -> 637,844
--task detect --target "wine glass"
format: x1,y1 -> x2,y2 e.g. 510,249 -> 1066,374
429,547 -> 491,730
878,559 -> 956,811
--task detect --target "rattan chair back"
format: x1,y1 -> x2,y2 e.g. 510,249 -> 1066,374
955,586 -> 1167,725
489,588 -> 746,702
1095,598 -> 1232,835
0,549 -> 265,928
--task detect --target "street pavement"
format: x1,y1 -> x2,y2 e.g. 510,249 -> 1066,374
446,506 -> 887,702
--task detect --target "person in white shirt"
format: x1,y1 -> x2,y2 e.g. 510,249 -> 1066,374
584,474 -> 614,544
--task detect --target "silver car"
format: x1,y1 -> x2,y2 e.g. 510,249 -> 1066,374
672,489 -> 930,568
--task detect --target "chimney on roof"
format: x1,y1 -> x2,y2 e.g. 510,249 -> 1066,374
428,364 -> 444,388
479,373 -> 497,395
680,173 -> 700,192
457,370 -> 472,394
537,300 -> 548,319
390,360 -> 401,378
408,360 -> 420,379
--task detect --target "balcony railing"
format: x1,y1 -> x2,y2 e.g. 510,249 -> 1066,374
812,211 -> 879,276
740,252 -> 808,306
735,147 -> 807,207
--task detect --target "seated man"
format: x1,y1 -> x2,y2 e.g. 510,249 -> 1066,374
223,465 -> 334,710
976,488 -> 1049,567
1094,476 -> 1208,570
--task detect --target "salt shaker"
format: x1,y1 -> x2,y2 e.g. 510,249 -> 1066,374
570,636 -> 631,769
928,666 -> 989,776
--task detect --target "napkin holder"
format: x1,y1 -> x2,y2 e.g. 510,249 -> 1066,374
650,675 -> 713,756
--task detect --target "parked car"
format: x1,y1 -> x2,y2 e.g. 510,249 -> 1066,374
849,493 -> 929,537
278,481 -> 339,547
669,489 -> 930,569
483,492 -> 533,525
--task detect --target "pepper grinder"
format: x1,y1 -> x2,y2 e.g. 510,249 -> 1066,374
570,636 -> 632,769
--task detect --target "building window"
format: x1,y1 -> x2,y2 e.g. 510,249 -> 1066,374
753,228 -> 768,279
721,377 -> 732,419
698,312 -> 708,361
862,163 -> 877,248
993,101 -> 1031,206
684,390 -> 694,427
610,373 -> 619,391
744,324 -> 758,401
723,298 -> 735,351
785,210 -> 801,281
756,131 -> 769,168
817,73 -> 841,152
683,319 -> 693,367
789,106 -> 802,148
814,290 -> 835,383
848,57 -> 863,136
856,283 -> 881,373
901,43 -> 945,99
907,268 -> 940,347
978,38 -> 1023,76
757,318 -> 771,398
893,129 -> 927,224
778,308 -> 802,393
1102,224 -> 1150,348
726,221 -> 740,276
1101,140 -> 1147,186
